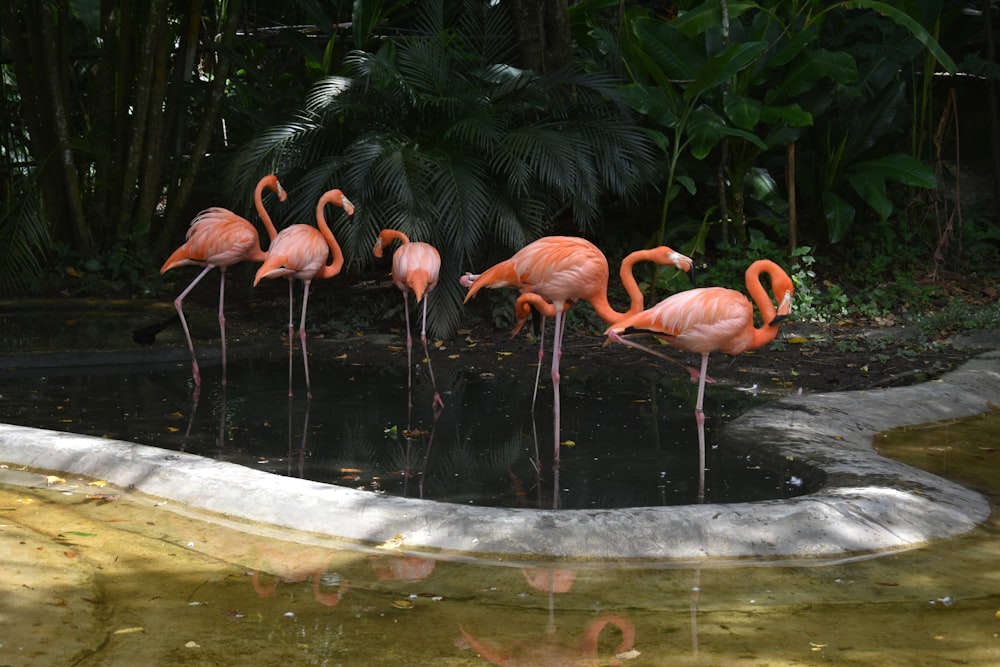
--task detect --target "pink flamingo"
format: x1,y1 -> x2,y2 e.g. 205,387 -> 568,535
373,229 -> 444,410
605,259 -> 794,501
160,174 -> 286,386
461,237 -> 693,469
253,188 -> 354,399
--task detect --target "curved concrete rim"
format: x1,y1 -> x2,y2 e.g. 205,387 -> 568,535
2,352 -> 997,566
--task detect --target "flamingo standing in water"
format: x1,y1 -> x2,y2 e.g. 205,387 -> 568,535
605,259 -> 794,502
253,188 -> 355,399
461,236 -> 693,469
160,174 -> 286,386
373,229 -> 444,410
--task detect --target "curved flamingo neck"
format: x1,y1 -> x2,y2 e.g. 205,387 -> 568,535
744,260 -> 788,350
590,248 -> 673,324
254,176 -> 281,243
315,191 -> 347,279
379,229 -> 410,246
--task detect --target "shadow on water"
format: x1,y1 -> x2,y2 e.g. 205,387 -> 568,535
0,348 -> 806,509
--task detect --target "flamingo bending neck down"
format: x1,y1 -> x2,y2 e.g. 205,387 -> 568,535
160,174 -> 285,387
605,259 -> 794,502
374,229 -> 444,411
253,188 -> 354,399
461,236 -> 694,471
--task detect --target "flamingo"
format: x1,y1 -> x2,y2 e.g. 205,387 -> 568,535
253,188 -> 354,399
605,259 -> 794,502
160,174 -> 286,387
373,229 -> 444,410
461,236 -> 693,470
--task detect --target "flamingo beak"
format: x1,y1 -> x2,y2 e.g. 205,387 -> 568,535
770,289 -> 793,325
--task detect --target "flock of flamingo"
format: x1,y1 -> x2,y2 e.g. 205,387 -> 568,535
160,174 -> 795,494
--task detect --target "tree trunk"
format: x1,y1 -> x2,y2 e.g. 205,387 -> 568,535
501,0 -> 571,73
159,0 -> 245,253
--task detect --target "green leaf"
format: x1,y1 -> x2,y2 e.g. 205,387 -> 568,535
849,154 -> 936,189
759,103 -> 812,128
846,171 -> 892,220
671,1 -> 758,38
676,174 -> 697,196
846,0 -> 957,74
823,191 -> 857,244
723,91 -> 761,131
686,41 -> 769,101
766,49 -> 858,103
631,17 -> 704,82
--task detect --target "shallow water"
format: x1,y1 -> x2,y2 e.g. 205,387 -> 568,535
2,411 -> 999,666
0,348 -> 798,508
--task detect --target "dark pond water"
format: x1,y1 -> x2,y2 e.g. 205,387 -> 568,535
0,302 -> 810,509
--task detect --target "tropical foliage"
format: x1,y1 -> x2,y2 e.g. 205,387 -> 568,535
228,0 -> 659,335
0,0 -> 998,330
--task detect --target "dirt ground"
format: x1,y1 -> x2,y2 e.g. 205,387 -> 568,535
233,292 -> 988,398
148,264 -> 997,398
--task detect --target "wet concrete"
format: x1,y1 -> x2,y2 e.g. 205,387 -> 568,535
1,351 -> 997,564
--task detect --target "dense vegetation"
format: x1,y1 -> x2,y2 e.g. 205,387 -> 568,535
1,0 -> 998,337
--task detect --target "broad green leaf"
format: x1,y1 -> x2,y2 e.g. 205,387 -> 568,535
846,0 -> 957,74
823,191 -> 857,244
849,154 -> 936,189
676,174 -> 697,196
766,49 -> 858,103
759,103 -> 812,128
686,41 -> 769,101
671,1 -> 758,38
846,172 -> 892,220
723,91 -> 761,131
632,18 -> 704,82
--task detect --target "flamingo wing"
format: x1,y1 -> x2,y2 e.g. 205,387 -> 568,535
612,287 -> 755,355
160,208 -> 261,272
254,225 -> 329,282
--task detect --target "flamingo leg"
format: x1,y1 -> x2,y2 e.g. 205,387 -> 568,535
286,277 -> 295,398
694,352 -> 710,503
551,309 -> 566,472
172,264 -> 215,387
420,295 -> 444,410
606,331 -> 715,384
403,294 -> 414,408
217,267 -> 228,385
531,315 -> 547,413
299,279 -> 313,400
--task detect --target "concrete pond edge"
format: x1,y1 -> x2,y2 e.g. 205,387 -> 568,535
2,351 -> 997,566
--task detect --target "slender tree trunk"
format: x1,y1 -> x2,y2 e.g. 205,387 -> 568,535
133,0 -> 173,240
501,0 -> 571,72
3,0 -> 94,257
115,0 -> 169,239
159,0 -> 245,252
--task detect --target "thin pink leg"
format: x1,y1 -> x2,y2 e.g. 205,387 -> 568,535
173,264 -> 214,387
531,315 -> 546,413
403,294 -> 414,408
551,310 -> 566,471
420,295 -> 444,410
299,280 -> 313,399
217,267 -> 228,385
694,352 -> 710,503
606,331 -> 715,384
286,278 -> 295,398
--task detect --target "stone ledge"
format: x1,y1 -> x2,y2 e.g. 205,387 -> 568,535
1,351 -> 996,565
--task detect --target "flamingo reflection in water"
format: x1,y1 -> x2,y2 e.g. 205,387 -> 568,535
462,237 -> 694,471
